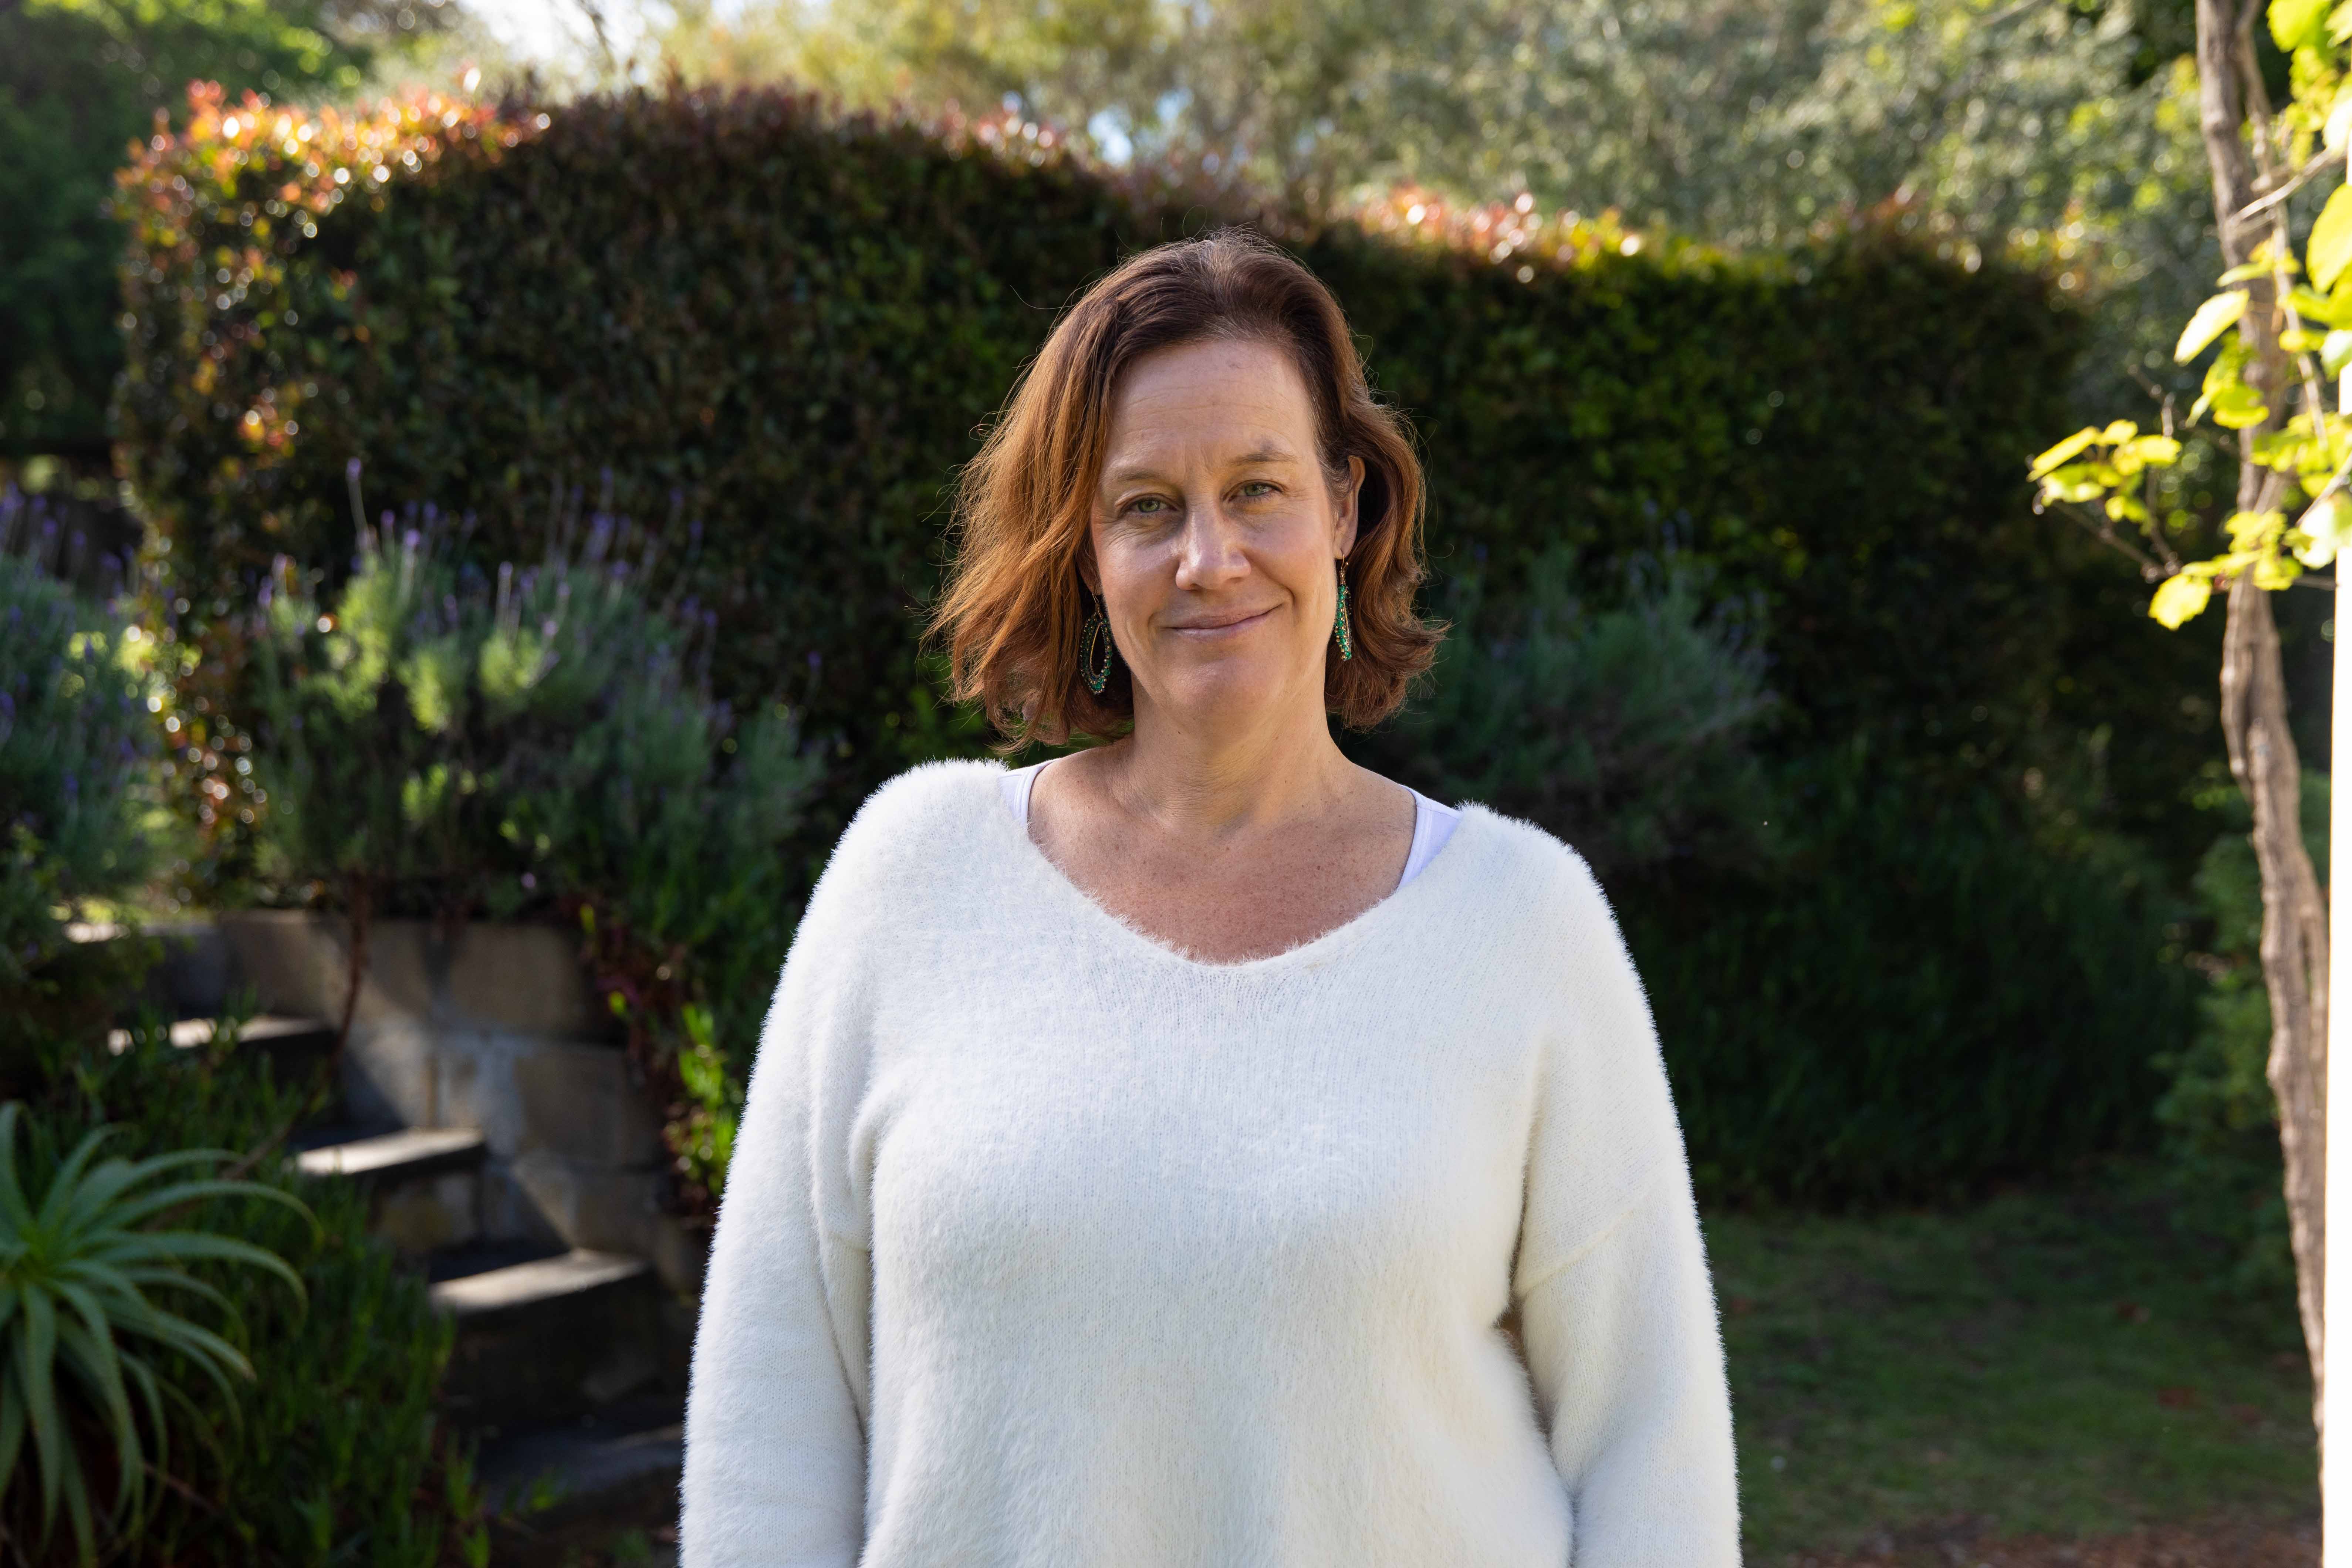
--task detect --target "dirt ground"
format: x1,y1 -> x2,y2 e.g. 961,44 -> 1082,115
1787,1515 -> 2319,1567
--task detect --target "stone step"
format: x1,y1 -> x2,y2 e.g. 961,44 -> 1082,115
432,1248 -> 665,1433
105,1013 -> 343,1105
105,1010 -> 335,1056
475,1390 -> 683,1533
292,1125 -> 487,1256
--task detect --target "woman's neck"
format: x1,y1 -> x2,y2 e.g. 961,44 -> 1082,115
1087,704 -> 1357,841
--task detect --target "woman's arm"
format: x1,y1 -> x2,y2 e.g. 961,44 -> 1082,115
1512,854 -> 1740,1566
678,915 -> 873,1566
1517,1161 -> 1739,1565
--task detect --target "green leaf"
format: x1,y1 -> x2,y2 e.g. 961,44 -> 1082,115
0,1105 -> 30,1234
2312,186 -> 2352,292
2040,463 -> 2109,503
2212,384 -> 2273,428
2220,257 -> 2292,284
2028,426 -> 2103,480
2273,0 -> 2330,48
2298,492 -> 2349,565
2292,285 -> 2352,326
2176,290 -> 2250,362
18,1287 -> 66,1538
2256,552 -> 2304,589
35,1128 -> 118,1234
2151,573 -> 2213,628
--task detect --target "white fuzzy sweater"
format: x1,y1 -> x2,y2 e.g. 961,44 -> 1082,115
678,758 -> 1740,1567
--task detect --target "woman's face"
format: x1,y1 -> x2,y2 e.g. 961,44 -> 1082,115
1081,336 -> 1363,736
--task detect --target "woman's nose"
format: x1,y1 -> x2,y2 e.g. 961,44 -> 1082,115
1171,503 -> 1249,589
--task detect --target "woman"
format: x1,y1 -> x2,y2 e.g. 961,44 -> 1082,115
679,230 -> 1740,1566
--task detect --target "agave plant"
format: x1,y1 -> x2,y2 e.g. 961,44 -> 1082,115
0,1101 -> 315,1564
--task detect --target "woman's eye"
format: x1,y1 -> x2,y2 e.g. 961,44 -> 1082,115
1238,481 -> 1275,499
1129,496 -> 1169,516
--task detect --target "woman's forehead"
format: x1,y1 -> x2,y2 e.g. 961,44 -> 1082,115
1103,341 -> 1317,467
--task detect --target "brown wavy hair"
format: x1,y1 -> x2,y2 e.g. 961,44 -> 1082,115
925,228 -> 1443,751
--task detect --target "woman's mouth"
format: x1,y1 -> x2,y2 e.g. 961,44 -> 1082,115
1168,605 -> 1275,639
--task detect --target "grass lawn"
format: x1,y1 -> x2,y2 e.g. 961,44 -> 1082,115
526,1155 -> 2320,1567
1711,1156 -> 2319,1563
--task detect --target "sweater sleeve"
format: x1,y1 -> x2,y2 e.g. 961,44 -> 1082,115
678,877 -> 875,1566
1511,854 -> 1740,1567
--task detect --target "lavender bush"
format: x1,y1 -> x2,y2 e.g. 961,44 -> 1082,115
241,498 -> 825,1202
0,491 -> 161,987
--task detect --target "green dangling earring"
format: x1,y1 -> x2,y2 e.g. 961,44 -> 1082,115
1332,558 -> 1354,661
1081,598 -> 1116,695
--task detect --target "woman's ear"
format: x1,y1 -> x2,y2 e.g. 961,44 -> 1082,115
1075,533 -> 1102,598
1334,455 -> 1366,559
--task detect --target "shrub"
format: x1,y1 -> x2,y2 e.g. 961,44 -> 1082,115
1365,545 -> 1777,880
11,1014 -> 497,1566
1622,746 -> 2194,1207
0,504 -> 159,980
0,1100 -> 310,1565
0,494 -> 168,1076
2149,773 -> 2328,1300
242,497 -> 825,1202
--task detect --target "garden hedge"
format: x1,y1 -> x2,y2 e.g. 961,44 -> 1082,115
111,82 -> 2220,1204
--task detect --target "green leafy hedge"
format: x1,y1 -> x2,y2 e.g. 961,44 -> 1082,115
112,83 -> 2217,1203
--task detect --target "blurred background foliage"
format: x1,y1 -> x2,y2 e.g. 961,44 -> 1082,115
655,0 -> 2223,410
0,0 -> 491,470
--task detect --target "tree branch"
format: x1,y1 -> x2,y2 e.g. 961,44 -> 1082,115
2054,500 -> 2169,579
2236,147 -> 2340,221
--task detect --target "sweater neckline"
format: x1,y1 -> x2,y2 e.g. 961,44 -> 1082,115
976,758 -> 1475,979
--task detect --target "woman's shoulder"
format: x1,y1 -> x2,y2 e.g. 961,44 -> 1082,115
786,758 -> 1016,959
848,756 -> 1007,831
1410,797 -> 1650,993
1437,800 -> 1618,929
821,757 -> 1009,881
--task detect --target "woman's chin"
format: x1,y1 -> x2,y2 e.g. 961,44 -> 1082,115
1137,658 -> 1305,726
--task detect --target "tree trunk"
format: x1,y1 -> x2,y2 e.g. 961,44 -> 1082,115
2220,573 -> 2329,1419
2199,0 -> 2331,1433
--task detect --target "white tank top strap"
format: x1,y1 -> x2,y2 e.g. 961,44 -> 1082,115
1004,760 -> 1457,894
1397,786 -> 1461,890
1003,758 -> 1051,827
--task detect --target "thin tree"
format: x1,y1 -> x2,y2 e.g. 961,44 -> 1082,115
2031,0 -> 2352,1440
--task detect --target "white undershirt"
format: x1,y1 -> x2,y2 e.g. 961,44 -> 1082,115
1001,757 -> 1461,893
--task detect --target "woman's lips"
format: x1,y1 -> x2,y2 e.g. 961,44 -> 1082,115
1168,605 -> 1275,638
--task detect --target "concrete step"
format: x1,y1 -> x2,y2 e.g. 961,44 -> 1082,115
475,1390 -> 683,1530
432,1248 -> 664,1434
107,1013 -> 342,1113
292,1125 -> 487,1256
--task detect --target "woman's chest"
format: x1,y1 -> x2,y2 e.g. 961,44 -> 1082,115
852,964 -> 1538,1311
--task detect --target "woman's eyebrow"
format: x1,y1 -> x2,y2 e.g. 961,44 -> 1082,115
1102,442 -> 1298,487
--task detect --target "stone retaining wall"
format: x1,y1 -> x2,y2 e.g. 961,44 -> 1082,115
208,912 -> 709,1298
